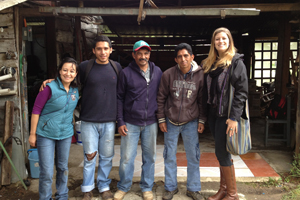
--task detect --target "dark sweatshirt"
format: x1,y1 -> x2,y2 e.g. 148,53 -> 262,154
117,60 -> 162,127
157,61 -> 207,125
79,60 -> 122,123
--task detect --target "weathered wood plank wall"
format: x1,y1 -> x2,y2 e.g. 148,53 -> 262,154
0,7 -> 27,184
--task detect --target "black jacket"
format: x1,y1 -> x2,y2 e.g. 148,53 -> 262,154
205,53 -> 248,120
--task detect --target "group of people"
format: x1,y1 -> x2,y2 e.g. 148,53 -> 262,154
28,27 -> 248,200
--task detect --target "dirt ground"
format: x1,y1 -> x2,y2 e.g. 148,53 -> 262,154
0,178 -> 299,200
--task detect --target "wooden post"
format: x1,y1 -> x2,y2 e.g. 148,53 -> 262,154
275,13 -> 291,96
137,0 -> 144,25
0,101 -> 14,186
295,30 -> 300,155
75,16 -> 82,62
81,30 -> 89,60
45,17 -> 57,78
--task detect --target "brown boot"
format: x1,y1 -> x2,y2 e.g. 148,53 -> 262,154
207,167 -> 227,200
221,164 -> 239,200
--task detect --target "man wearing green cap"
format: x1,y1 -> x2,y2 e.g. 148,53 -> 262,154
114,40 -> 162,200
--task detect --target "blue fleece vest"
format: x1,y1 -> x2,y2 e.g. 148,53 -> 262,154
36,78 -> 79,140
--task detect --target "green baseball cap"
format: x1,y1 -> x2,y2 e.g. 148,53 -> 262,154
133,40 -> 151,52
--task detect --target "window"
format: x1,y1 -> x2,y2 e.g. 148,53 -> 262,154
253,41 -> 299,86
253,41 -> 278,86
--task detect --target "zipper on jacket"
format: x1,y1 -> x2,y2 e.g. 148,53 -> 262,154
219,72 -> 228,115
145,82 -> 149,126
42,120 -> 49,130
143,65 -> 153,126
61,94 -> 69,137
177,73 -> 186,123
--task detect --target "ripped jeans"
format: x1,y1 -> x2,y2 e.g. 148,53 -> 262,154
37,134 -> 72,200
80,121 -> 115,193
164,118 -> 201,192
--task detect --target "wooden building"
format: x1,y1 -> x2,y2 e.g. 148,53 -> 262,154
0,0 -> 299,184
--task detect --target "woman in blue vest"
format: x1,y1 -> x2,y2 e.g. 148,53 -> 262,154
29,57 -> 80,200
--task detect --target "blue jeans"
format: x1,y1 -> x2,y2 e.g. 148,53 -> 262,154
117,122 -> 157,192
164,119 -> 201,192
80,121 -> 115,193
37,134 -> 72,200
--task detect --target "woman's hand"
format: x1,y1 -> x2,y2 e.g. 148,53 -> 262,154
28,134 -> 37,147
226,118 -> 238,137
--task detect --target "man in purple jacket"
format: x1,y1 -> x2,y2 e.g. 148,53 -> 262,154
114,40 -> 162,200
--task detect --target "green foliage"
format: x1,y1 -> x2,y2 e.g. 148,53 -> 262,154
263,177 -> 283,187
281,185 -> 300,200
285,153 -> 300,182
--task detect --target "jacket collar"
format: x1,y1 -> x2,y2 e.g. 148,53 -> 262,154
56,77 -> 73,93
177,60 -> 200,74
129,60 -> 154,74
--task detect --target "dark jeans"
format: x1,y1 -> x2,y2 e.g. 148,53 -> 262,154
208,105 -> 232,166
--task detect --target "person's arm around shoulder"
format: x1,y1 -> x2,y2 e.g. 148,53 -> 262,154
117,70 -> 127,136
157,71 -> 170,133
39,79 -> 54,91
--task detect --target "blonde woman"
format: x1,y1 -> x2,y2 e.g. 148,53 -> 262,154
202,27 -> 248,200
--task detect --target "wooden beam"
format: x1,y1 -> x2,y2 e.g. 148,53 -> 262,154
187,3 -> 300,12
275,13 -> 291,96
45,17 -> 57,78
0,13 -> 13,26
137,0 -> 144,25
81,30 -> 89,60
38,7 -> 260,16
0,101 -> 14,186
25,1 -> 300,12
0,39 -> 16,52
0,0 -> 27,12
19,8 -> 53,17
295,31 -> 300,155
75,16 -> 82,62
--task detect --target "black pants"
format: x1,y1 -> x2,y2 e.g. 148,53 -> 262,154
208,105 -> 232,166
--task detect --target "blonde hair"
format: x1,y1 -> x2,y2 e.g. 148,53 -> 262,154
202,27 -> 237,73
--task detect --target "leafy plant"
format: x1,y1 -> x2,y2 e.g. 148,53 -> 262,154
281,185 -> 300,200
285,153 -> 300,182
263,177 -> 282,187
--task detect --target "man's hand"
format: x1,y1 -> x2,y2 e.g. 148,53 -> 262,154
118,125 -> 128,136
28,134 -> 37,147
198,123 -> 205,133
159,122 -> 167,133
39,79 -> 54,91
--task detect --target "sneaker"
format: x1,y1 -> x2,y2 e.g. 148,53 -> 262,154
82,191 -> 93,200
143,191 -> 153,200
162,188 -> 178,200
114,190 -> 127,200
186,190 -> 204,200
101,190 -> 113,200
